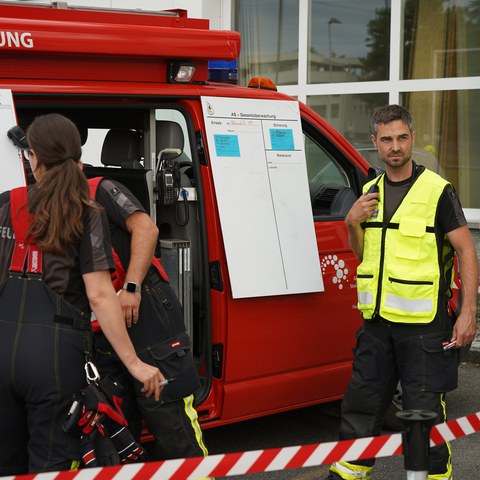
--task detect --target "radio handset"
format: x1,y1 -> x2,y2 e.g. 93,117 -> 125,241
156,149 -> 181,206
366,182 -> 379,201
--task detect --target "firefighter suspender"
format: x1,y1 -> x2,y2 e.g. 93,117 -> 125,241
9,186 -> 43,275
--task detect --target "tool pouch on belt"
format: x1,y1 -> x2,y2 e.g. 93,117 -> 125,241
116,267 -> 200,402
144,331 -> 200,402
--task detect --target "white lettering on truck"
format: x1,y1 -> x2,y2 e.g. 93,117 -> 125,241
0,31 -> 33,49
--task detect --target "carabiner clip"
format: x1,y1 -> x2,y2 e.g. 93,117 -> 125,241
85,361 -> 100,385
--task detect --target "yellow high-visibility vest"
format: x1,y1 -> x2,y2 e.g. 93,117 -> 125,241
357,168 -> 453,323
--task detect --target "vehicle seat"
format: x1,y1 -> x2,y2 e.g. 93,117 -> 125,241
84,128 -> 152,212
101,128 -> 144,169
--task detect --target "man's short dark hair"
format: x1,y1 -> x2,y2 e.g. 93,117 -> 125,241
370,104 -> 414,137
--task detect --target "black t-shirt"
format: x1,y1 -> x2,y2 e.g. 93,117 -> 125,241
0,189 -> 115,313
92,178 -> 146,273
382,165 -> 466,235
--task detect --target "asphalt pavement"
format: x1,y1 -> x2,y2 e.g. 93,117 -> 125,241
465,318 -> 480,365
204,363 -> 480,480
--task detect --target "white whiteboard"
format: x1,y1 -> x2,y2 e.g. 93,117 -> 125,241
201,96 -> 324,298
0,90 -> 25,193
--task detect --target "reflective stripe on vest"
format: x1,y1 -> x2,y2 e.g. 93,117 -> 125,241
357,169 -> 451,324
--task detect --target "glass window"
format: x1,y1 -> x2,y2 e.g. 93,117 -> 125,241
82,129 -> 108,166
307,93 -> 388,144
402,89 -> 480,208
304,133 -> 357,219
233,0 -> 299,86
309,1 -> 391,84
402,0 -> 480,80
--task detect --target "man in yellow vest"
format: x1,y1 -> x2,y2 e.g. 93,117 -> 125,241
326,105 -> 478,480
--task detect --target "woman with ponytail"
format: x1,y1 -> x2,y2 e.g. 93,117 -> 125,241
0,114 -> 164,475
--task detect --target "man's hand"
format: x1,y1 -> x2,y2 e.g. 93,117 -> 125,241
118,290 -> 141,328
452,311 -> 477,348
125,357 -> 165,401
345,191 -> 379,261
345,192 -> 380,227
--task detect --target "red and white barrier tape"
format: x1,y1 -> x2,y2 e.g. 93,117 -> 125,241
5,411 -> 480,480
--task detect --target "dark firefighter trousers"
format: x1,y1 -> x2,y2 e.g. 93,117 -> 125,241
0,275 -> 91,475
94,268 -> 207,461
335,304 -> 458,477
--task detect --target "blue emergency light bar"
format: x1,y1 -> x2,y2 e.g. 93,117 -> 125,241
208,60 -> 238,83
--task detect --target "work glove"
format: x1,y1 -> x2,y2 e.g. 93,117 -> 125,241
76,376 -> 127,436
63,375 -> 144,465
102,417 -> 146,463
80,434 -> 99,467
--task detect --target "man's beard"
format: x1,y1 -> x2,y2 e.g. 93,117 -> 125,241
383,151 -> 412,169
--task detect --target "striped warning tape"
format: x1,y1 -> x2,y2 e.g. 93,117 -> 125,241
6,411 -> 480,480
430,411 -> 480,447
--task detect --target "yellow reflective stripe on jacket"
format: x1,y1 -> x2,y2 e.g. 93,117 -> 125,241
330,461 -> 373,479
384,294 -> 433,313
357,169 -> 451,324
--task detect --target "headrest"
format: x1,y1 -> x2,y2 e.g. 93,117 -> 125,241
77,125 -> 88,146
156,121 -> 184,160
101,129 -> 143,168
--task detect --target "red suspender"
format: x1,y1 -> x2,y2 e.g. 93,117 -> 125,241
9,187 -> 43,274
87,176 -> 103,199
151,256 -> 169,282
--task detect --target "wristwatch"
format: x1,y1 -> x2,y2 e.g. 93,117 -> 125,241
123,281 -> 141,293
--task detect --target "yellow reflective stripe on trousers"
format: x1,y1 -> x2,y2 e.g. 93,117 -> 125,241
70,460 -> 80,470
330,461 -> 373,479
183,394 -> 209,456
428,394 -> 452,479
384,294 -> 433,313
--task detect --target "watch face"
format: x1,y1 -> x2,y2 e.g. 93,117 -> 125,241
125,282 -> 137,292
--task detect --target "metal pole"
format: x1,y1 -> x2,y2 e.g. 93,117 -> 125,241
396,409 -> 437,480
328,21 -> 332,80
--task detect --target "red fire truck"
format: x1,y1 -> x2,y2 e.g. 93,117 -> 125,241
1,1 -> 450,432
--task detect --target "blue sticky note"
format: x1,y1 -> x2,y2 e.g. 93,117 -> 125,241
270,129 -> 294,151
214,134 -> 240,157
